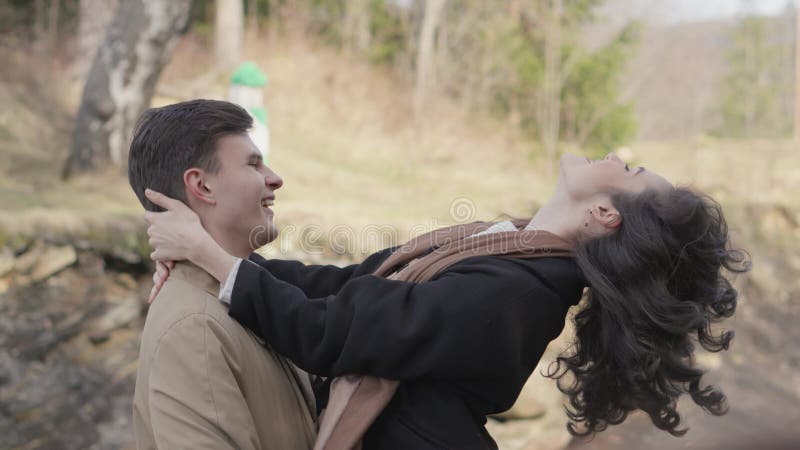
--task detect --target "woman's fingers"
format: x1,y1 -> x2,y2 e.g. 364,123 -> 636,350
144,188 -> 187,212
143,211 -> 157,225
148,261 -> 172,304
153,261 -> 171,284
147,285 -> 157,304
148,281 -> 163,304
156,261 -> 170,277
141,191 -> 204,264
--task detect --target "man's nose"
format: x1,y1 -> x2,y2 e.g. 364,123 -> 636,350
264,167 -> 283,190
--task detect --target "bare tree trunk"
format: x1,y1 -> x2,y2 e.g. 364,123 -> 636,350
32,0 -> 47,57
414,0 -> 447,116
400,0 -> 421,82
47,0 -> 61,55
63,0 -> 191,177
744,19 -> 756,139
344,0 -> 371,53
246,0 -> 259,45
74,0 -> 119,81
215,0 -> 244,69
265,0 -> 277,42
277,0 -> 301,39
795,5 -> 800,141
538,0 -> 563,177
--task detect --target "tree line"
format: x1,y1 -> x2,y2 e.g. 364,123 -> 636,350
1,1 -> 795,177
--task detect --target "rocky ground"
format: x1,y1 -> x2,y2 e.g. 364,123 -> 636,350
1,223 -> 799,450
0,230 -> 150,450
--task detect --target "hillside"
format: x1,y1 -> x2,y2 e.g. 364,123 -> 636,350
1,32 -> 799,449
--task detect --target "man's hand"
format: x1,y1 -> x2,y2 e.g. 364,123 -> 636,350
148,260 -> 175,304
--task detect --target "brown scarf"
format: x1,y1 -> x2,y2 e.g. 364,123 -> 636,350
313,220 -> 575,450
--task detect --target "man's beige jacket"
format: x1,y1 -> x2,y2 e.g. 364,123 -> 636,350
133,262 -> 317,449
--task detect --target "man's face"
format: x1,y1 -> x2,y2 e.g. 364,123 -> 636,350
205,134 -> 283,251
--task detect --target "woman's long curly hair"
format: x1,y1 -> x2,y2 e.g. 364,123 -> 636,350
548,186 -> 751,437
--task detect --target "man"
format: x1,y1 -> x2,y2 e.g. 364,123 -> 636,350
128,99 -> 316,449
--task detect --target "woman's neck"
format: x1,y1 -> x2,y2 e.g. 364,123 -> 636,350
525,195 -> 583,246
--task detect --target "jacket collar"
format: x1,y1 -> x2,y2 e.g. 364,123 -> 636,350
169,262 -> 220,297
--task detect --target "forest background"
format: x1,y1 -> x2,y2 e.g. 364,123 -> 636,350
0,1 -> 798,449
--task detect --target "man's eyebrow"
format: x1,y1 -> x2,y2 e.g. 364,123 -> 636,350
247,153 -> 263,162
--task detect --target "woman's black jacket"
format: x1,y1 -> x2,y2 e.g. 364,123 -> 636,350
228,247 -> 587,450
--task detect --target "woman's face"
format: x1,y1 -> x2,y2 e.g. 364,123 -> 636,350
559,152 -> 673,201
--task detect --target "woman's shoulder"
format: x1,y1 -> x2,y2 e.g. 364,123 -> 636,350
448,253 -> 584,280
448,255 -> 587,306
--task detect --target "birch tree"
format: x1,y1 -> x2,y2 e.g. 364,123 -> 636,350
63,0 -> 191,177
74,0 -> 119,80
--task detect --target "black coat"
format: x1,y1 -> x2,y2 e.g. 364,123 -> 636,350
229,248 -> 587,449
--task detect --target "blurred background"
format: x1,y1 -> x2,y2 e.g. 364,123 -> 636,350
0,0 -> 798,449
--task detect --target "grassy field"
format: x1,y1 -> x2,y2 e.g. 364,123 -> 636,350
0,34 -> 797,262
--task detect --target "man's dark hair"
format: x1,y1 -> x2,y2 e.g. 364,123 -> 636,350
128,99 -> 253,212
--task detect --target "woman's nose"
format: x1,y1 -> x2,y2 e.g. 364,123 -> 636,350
605,153 -> 621,162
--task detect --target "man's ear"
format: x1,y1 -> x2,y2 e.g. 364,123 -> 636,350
183,168 -> 216,206
592,200 -> 622,229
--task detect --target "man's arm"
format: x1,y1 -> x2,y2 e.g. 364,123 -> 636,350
147,314 -> 260,450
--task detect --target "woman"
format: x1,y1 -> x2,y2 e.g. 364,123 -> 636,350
144,152 -> 750,449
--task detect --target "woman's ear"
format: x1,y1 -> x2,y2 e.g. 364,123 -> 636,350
592,201 -> 622,229
183,168 -> 216,206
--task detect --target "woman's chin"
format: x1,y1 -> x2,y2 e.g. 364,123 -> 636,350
560,153 -> 588,166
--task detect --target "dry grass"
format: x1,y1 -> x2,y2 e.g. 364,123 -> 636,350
626,139 -> 799,210
158,34 -> 554,256
1,32 -> 797,259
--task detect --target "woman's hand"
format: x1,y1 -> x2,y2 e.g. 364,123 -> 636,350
143,189 -> 209,262
148,260 -> 174,304
144,188 -> 239,284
